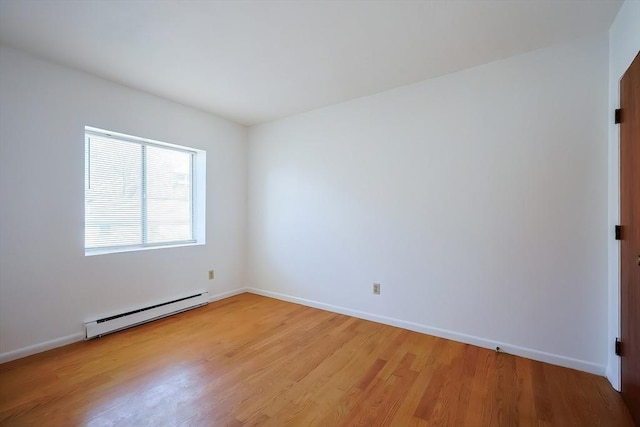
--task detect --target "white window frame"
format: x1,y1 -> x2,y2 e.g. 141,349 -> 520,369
84,126 -> 206,256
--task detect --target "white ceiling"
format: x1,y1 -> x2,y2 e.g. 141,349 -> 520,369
0,0 -> 623,126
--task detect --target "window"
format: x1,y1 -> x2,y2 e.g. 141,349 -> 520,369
84,127 -> 205,255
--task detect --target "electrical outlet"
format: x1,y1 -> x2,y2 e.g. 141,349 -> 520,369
208,270 -> 214,280
373,283 -> 380,294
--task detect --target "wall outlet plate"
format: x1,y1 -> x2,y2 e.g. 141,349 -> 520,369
208,270 -> 214,280
373,283 -> 380,294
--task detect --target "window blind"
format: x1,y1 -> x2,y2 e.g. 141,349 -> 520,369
85,130 -> 194,251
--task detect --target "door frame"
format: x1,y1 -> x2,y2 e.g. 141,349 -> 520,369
618,52 -> 640,424
609,52 -> 639,392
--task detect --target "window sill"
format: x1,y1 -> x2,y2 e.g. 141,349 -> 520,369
85,241 -> 204,257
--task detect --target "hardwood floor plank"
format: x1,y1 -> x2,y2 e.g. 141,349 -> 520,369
515,356 -> 536,427
0,293 -> 634,426
531,360 -> 555,426
496,353 -> 519,426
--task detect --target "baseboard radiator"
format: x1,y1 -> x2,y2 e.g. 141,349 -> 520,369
84,292 -> 209,339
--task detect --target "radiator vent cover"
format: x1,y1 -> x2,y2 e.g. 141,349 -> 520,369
85,292 -> 209,339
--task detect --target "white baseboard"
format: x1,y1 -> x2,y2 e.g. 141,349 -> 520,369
208,288 -> 247,303
246,287 -> 606,376
0,332 -> 85,364
0,289 -> 247,365
2,287 -> 606,376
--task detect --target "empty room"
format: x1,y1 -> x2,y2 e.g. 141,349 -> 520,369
0,0 -> 639,425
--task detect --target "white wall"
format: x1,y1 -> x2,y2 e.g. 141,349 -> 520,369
248,34 -> 609,373
0,45 -> 247,361
607,0 -> 640,391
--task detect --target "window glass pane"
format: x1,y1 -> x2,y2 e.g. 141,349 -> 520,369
145,146 -> 193,244
85,136 -> 142,248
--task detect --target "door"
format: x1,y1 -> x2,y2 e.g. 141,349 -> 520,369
620,51 -> 640,425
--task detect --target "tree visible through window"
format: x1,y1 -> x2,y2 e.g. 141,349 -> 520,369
85,128 -> 200,254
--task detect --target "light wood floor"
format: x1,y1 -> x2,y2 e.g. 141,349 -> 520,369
0,293 -> 634,426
